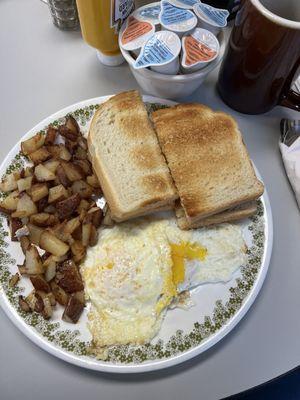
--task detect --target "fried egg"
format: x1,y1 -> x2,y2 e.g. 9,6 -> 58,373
165,219 -> 247,292
81,215 -> 246,357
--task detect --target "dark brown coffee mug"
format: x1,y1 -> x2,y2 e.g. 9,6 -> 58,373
217,0 -> 300,114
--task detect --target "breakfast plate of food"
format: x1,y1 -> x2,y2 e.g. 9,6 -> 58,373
0,91 -> 272,373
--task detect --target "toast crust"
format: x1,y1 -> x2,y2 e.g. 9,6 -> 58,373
153,104 -> 264,223
88,91 -> 177,222
175,201 -> 257,229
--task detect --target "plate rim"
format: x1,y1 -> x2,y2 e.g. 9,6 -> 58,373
0,94 -> 273,373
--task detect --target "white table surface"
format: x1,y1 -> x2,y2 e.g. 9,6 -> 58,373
1,1 -> 300,399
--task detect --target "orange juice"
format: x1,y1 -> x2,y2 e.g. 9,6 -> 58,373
76,0 -> 135,66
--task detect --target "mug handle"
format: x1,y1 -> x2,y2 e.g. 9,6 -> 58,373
279,60 -> 300,112
280,89 -> 300,112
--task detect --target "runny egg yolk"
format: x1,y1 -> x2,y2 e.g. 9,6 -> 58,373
171,242 -> 207,286
103,263 -> 114,269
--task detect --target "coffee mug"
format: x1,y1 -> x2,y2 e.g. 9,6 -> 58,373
217,0 -> 300,114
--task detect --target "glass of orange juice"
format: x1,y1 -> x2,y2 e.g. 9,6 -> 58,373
76,0 -> 135,66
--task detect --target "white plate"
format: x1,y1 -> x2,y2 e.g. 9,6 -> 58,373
0,95 -> 273,373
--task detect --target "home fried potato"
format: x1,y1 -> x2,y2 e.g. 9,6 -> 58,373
0,115 -> 103,323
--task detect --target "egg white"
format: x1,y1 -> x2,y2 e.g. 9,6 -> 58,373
81,217 -> 176,356
165,220 -> 247,291
81,215 -> 246,357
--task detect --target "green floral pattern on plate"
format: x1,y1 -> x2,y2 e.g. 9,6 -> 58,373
0,103 -> 265,363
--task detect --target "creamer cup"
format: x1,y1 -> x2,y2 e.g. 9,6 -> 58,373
168,0 -> 199,10
120,15 -> 155,56
193,1 -> 229,36
132,2 -> 161,25
159,0 -> 197,38
133,30 -> 181,75
181,27 -> 219,73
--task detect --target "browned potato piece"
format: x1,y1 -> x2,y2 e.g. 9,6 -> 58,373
46,145 -> 61,159
25,291 -> 43,312
43,159 -> 60,173
59,145 -> 72,161
48,184 -> 68,204
19,235 -> 30,254
56,193 -> 80,219
72,225 -> 82,241
12,193 -> 37,218
59,127 -> 78,142
30,275 -> 51,293
17,176 -> 33,192
51,221 -> 69,242
9,218 -> 23,241
65,115 -> 80,135
84,207 -> 103,228
56,260 -> 84,293
42,296 -> 53,319
45,126 -> 57,145
71,180 -> 93,199
36,197 -> 48,213
43,204 -> 56,214
50,281 -> 69,306
70,240 -> 86,263
102,205 -> 114,227
39,230 -> 70,257
27,223 -> 44,246
0,190 -> 19,214
47,145 -> 72,161
73,146 -> 87,160
43,253 -> 56,266
24,245 -> 43,274
77,199 -> 90,212
34,164 -> 56,182
44,259 -> 56,282
61,161 -> 84,182
19,295 -> 31,312
62,295 -> 84,323
46,292 -> 56,306
59,116 -> 80,141
78,137 -> 87,150
28,147 -> 51,164
18,263 -> 26,275
64,217 -> 80,235
86,174 -> 100,188
82,223 -> 92,247
24,166 -> 34,178
30,183 -> 48,202
9,273 -> 20,287
73,291 -> 85,304
21,133 -> 45,155
89,225 -> 98,246
73,160 -> 91,176
78,208 -> 87,222
0,172 -> 20,192
65,139 -> 77,153
30,213 -> 59,227
56,164 -> 71,188
34,292 -> 45,313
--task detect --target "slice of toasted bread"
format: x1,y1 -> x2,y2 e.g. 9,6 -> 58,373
175,201 -> 257,229
152,103 -> 264,225
88,91 -> 178,222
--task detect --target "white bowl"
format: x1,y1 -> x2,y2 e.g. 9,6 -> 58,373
119,30 -> 225,100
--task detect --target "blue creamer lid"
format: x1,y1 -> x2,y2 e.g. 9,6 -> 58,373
168,0 -> 200,10
193,1 -> 229,27
132,2 -> 161,25
159,1 -> 197,33
133,30 -> 181,70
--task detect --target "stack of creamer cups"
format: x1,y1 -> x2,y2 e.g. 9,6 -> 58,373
119,0 -> 229,75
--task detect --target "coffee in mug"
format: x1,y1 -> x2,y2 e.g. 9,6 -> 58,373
217,0 -> 300,114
